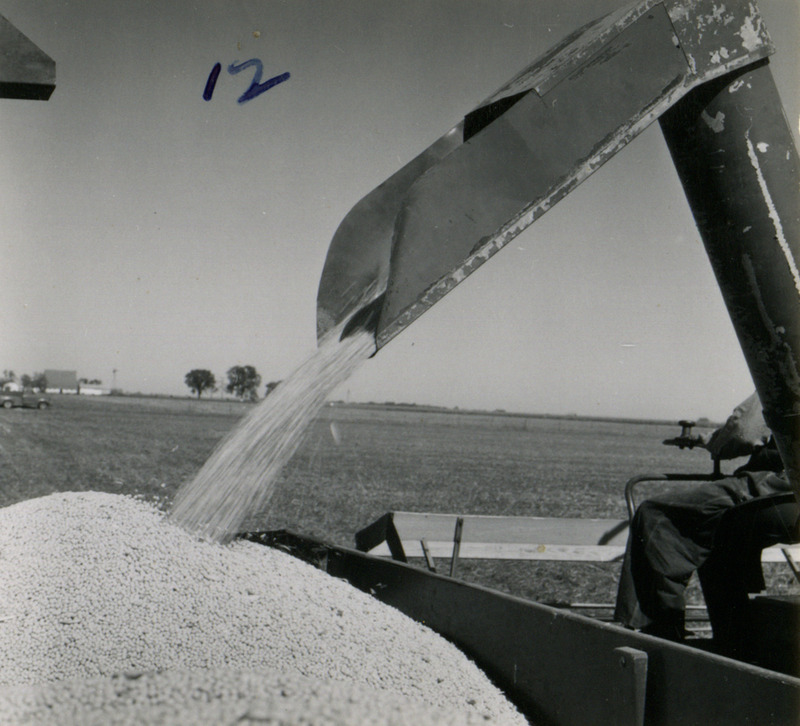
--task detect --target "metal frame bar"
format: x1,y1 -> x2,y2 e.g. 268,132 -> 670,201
660,60 -> 800,494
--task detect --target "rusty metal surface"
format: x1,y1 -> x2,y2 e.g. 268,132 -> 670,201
660,61 -> 800,495
315,0 -> 774,348
0,14 -> 55,100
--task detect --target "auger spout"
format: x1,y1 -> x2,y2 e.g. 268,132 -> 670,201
316,0 -> 800,492
317,0 -> 774,349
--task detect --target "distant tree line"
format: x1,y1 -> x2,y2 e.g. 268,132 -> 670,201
184,367 -> 281,401
1,370 -> 48,392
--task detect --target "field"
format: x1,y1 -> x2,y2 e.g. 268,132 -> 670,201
1,395 -> 796,608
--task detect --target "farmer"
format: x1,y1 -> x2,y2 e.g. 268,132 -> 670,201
614,392 -> 796,641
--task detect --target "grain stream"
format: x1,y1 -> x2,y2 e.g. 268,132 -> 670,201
170,327 -> 375,543
0,492 -> 526,724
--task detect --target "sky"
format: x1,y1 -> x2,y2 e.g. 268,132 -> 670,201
2,0 -> 798,422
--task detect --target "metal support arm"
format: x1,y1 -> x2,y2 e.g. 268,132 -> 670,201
660,62 -> 800,497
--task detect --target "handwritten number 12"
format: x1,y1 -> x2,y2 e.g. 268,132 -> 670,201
203,59 -> 290,104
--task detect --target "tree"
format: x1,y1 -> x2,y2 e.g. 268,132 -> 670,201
184,369 -> 216,399
31,373 -> 47,392
226,365 -> 261,401
0,370 -> 15,388
20,374 -> 32,389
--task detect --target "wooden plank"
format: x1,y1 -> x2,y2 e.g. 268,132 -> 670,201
762,545 -> 800,563
358,512 -> 800,564
419,539 -> 436,572
780,548 -> 800,583
366,539 -> 799,563
391,511 -> 630,546
353,512 -> 391,553
384,515 -> 408,563
449,517 -> 464,577
367,540 -> 626,561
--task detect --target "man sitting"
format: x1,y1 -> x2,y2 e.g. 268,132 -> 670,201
614,393 -> 795,641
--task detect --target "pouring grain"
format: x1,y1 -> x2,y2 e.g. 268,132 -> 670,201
169,327 -> 375,543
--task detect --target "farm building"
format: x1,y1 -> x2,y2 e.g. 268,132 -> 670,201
44,370 -> 78,394
78,383 -> 108,396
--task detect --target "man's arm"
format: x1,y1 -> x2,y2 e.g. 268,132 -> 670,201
699,392 -> 772,461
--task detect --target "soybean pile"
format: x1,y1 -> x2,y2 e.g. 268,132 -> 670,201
0,668 -> 504,725
0,492 -> 526,725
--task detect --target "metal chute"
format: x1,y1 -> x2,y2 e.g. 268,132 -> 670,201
315,0 -> 800,492
317,0 -> 773,348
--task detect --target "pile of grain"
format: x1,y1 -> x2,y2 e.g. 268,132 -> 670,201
0,492 -> 525,724
0,668 -> 498,725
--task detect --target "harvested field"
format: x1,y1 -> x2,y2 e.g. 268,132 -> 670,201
1,394 -> 797,607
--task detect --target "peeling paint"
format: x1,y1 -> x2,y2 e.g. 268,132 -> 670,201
701,109 -> 726,132
729,79 -> 746,93
742,254 -> 800,393
669,4 -> 691,23
744,131 -> 800,296
736,9 -> 763,52
756,142 -> 769,153
709,4 -> 726,23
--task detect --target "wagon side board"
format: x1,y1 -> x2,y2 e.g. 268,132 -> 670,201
247,532 -> 800,726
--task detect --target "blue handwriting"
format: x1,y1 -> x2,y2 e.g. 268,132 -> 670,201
203,59 -> 290,104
